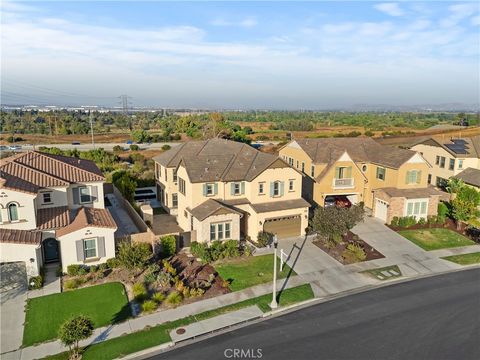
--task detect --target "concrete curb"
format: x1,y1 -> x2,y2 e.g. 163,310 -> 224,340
115,341 -> 174,360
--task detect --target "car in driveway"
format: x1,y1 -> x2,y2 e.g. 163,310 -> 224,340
324,195 -> 352,208
71,141 -> 81,145
8,145 -> 22,151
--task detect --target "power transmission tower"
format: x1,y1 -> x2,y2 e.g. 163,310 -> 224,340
118,94 -> 133,130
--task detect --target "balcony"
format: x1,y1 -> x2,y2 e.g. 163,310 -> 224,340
333,178 -> 354,189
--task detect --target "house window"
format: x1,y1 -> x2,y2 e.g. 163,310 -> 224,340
210,222 -> 232,241
79,186 -> 91,203
406,170 -> 421,184
296,160 -> 299,168
439,156 -> 445,168
84,238 -> 97,259
233,183 -> 241,195
428,174 -> 432,184
311,165 -> 315,177
362,164 -> 367,172
172,193 -> 178,208
225,223 -> 231,239
449,158 -> 455,171
206,183 -> 214,196
164,167 -> 168,181
259,182 -> 265,195
458,159 -> 463,169
288,158 -> 294,166
178,178 -> 186,195
406,200 -> 428,218
8,203 -> 18,221
289,179 -> 294,191
335,166 -> 352,179
42,192 -> 52,204
376,167 -> 386,181
173,169 -> 178,182
436,176 -> 448,188
435,156 -> 440,165
273,181 -> 280,196
217,223 -> 224,240
210,224 -> 216,241
301,162 -> 305,173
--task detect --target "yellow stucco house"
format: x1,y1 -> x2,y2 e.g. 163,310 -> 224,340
279,137 -> 445,224
153,139 -> 310,243
410,136 -> 480,188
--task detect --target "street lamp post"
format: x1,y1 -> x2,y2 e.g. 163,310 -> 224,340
270,235 -> 278,309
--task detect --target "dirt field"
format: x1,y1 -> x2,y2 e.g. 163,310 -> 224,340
0,132 -> 131,145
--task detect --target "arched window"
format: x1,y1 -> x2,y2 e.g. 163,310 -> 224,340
8,203 -> 19,221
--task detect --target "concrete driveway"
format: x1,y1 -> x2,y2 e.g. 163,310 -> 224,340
1,262 -> 27,354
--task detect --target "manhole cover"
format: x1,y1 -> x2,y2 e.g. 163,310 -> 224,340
176,328 -> 186,335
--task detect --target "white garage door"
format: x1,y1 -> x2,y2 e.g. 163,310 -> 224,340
375,199 -> 388,223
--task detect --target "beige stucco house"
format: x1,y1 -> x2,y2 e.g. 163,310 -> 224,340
0,151 -> 117,276
279,138 -> 445,224
153,139 -> 310,243
410,136 -> 480,188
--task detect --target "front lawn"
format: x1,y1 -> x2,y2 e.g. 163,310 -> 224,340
398,228 -> 475,251
215,254 -> 296,291
442,252 -> 480,265
23,282 -> 130,346
44,284 -> 314,360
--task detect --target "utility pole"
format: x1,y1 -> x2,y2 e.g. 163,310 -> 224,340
89,111 -> 95,149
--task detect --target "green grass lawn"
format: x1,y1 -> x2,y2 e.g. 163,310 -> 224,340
23,282 -> 130,347
442,252 -> 480,265
44,284 -> 314,360
215,254 -> 296,291
398,228 -> 475,251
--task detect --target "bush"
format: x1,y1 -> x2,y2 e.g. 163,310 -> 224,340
64,278 -> 81,290
132,282 -> 148,302
427,215 -> 437,225
343,243 -> 367,262
209,241 -> 224,261
89,265 -> 99,273
437,202 -> 449,223
223,240 -> 240,258
152,292 -> 166,303
67,264 -> 88,276
113,145 -> 124,152
129,144 -> 140,151
257,231 -> 273,247
106,257 -> 121,269
160,235 -> 176,258
98,263 -> 108,271
417,217 -> 426,225
390,216 -> 400,227
161,144 -> 171,151
398,216 -> 417,228
28,275 -> 43,290
166,291 -> 183,306
117,242 -> 152,270
141,300 -> 157,313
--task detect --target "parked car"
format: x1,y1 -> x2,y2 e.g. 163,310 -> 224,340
126,140 -> 133,145
71,141 -> 81,145
0,145 -> 8,151
324,195 -> 352,208
8,145 -> 22,151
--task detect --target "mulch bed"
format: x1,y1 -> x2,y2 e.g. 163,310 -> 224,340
313,231 -> 384,265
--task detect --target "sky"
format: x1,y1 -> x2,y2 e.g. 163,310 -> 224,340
1,1 -> 479,109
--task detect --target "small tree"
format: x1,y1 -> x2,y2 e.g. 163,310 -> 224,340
58,315 -> 94,360
311,205 -> 364,243
451,186 -> 480,228
446,178 -> 464,196
117,241 -> 152,270
160,235 -> 176,257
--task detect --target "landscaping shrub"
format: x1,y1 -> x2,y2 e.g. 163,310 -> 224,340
28,275 -> 43,290
117,242 -> 152,270
113,145 -> 123,152
223,240 -> 240,258
64,278 -> 82,290
390,216 -> 400,227
152,292 -> 166,303
427,215 -> 437,225
107,258 -> 121,268
141,300 -> 157,313
67,264 -> 88,276
417,217 -> 426,226
209,241 -> 224,261
98,263 -> 108,271
257,231 -> 273,247
129,144 -> 140,151
161,144 -> 171,151
89,265 -> 99,273
155,271 -> 173,288
132,282 -> 148,302
190,241 -> 208,259
160,235 -> 177,257
437,202 -> 450,223
343,243 -> 367,262
166,291 -> 183,306
397,216 -> 417,228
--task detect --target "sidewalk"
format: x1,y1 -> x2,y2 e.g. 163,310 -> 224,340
2,275 -> 307,360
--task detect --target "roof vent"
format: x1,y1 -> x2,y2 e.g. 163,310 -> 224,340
205,167 -> 209,172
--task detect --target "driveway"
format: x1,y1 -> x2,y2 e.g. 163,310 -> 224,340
1,262 -> 27,354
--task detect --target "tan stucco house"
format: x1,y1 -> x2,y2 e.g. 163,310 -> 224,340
153,139 -> 310,243
0,151 -> 117,276
410,136 -> 480,188
279,138 -> 445,224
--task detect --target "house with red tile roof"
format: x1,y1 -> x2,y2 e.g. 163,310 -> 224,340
0,151 -> 117,277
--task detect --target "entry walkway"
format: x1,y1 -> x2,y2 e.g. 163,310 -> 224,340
28,264 -> 61,299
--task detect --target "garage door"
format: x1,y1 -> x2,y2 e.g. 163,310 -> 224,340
375,199 -> 388,223
263,215 -> 301,239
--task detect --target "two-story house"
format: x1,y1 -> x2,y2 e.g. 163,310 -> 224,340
0,151 -> 117,276
153,139 -> 310,243
279,138 -> 445,224
411,136 -> 480,188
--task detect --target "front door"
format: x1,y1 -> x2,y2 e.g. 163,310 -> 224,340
43,238 -> 59,263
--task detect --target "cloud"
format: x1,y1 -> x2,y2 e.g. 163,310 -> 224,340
210,17 -> 257,28
374,3 -> 405,17
440,2 -> 480,27
472,15 -> 480,26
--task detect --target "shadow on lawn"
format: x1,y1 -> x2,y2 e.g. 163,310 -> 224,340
111,302 -> 133,324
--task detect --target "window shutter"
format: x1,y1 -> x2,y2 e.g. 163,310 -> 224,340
90,186 -> 98,202
230,183 -> 235,195
270,182 -> 274,197
240,182 -> 245,195
97,237 -> 106,258
76,240 -> 84,262
214,183 -> 218,195
416,171 -> 422,184
203,184 -> 207,196
405,171 -> 410,184
280,181 -> 285,196
346,167 -> 352,178
335,167 -> 340,179
73,188 -> 80,205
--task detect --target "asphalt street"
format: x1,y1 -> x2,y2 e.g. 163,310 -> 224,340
149,269 -> 480,360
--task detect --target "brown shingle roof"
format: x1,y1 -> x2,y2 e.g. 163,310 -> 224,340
293,138 -> 417,169
36,206 -> 71,230
190,199 -> 242,221
155,139 -> 289,183
0,229 -> 42,245
0,151 -> 105,193
374,186 -> 447,199
56,207 -> 117,237
454,167 -> 480,187
250,198 -> 311,213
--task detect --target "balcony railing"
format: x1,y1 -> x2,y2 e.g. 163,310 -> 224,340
333,178 -> 354,188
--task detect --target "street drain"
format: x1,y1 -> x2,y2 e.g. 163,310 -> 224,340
176,328 -> 186,335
